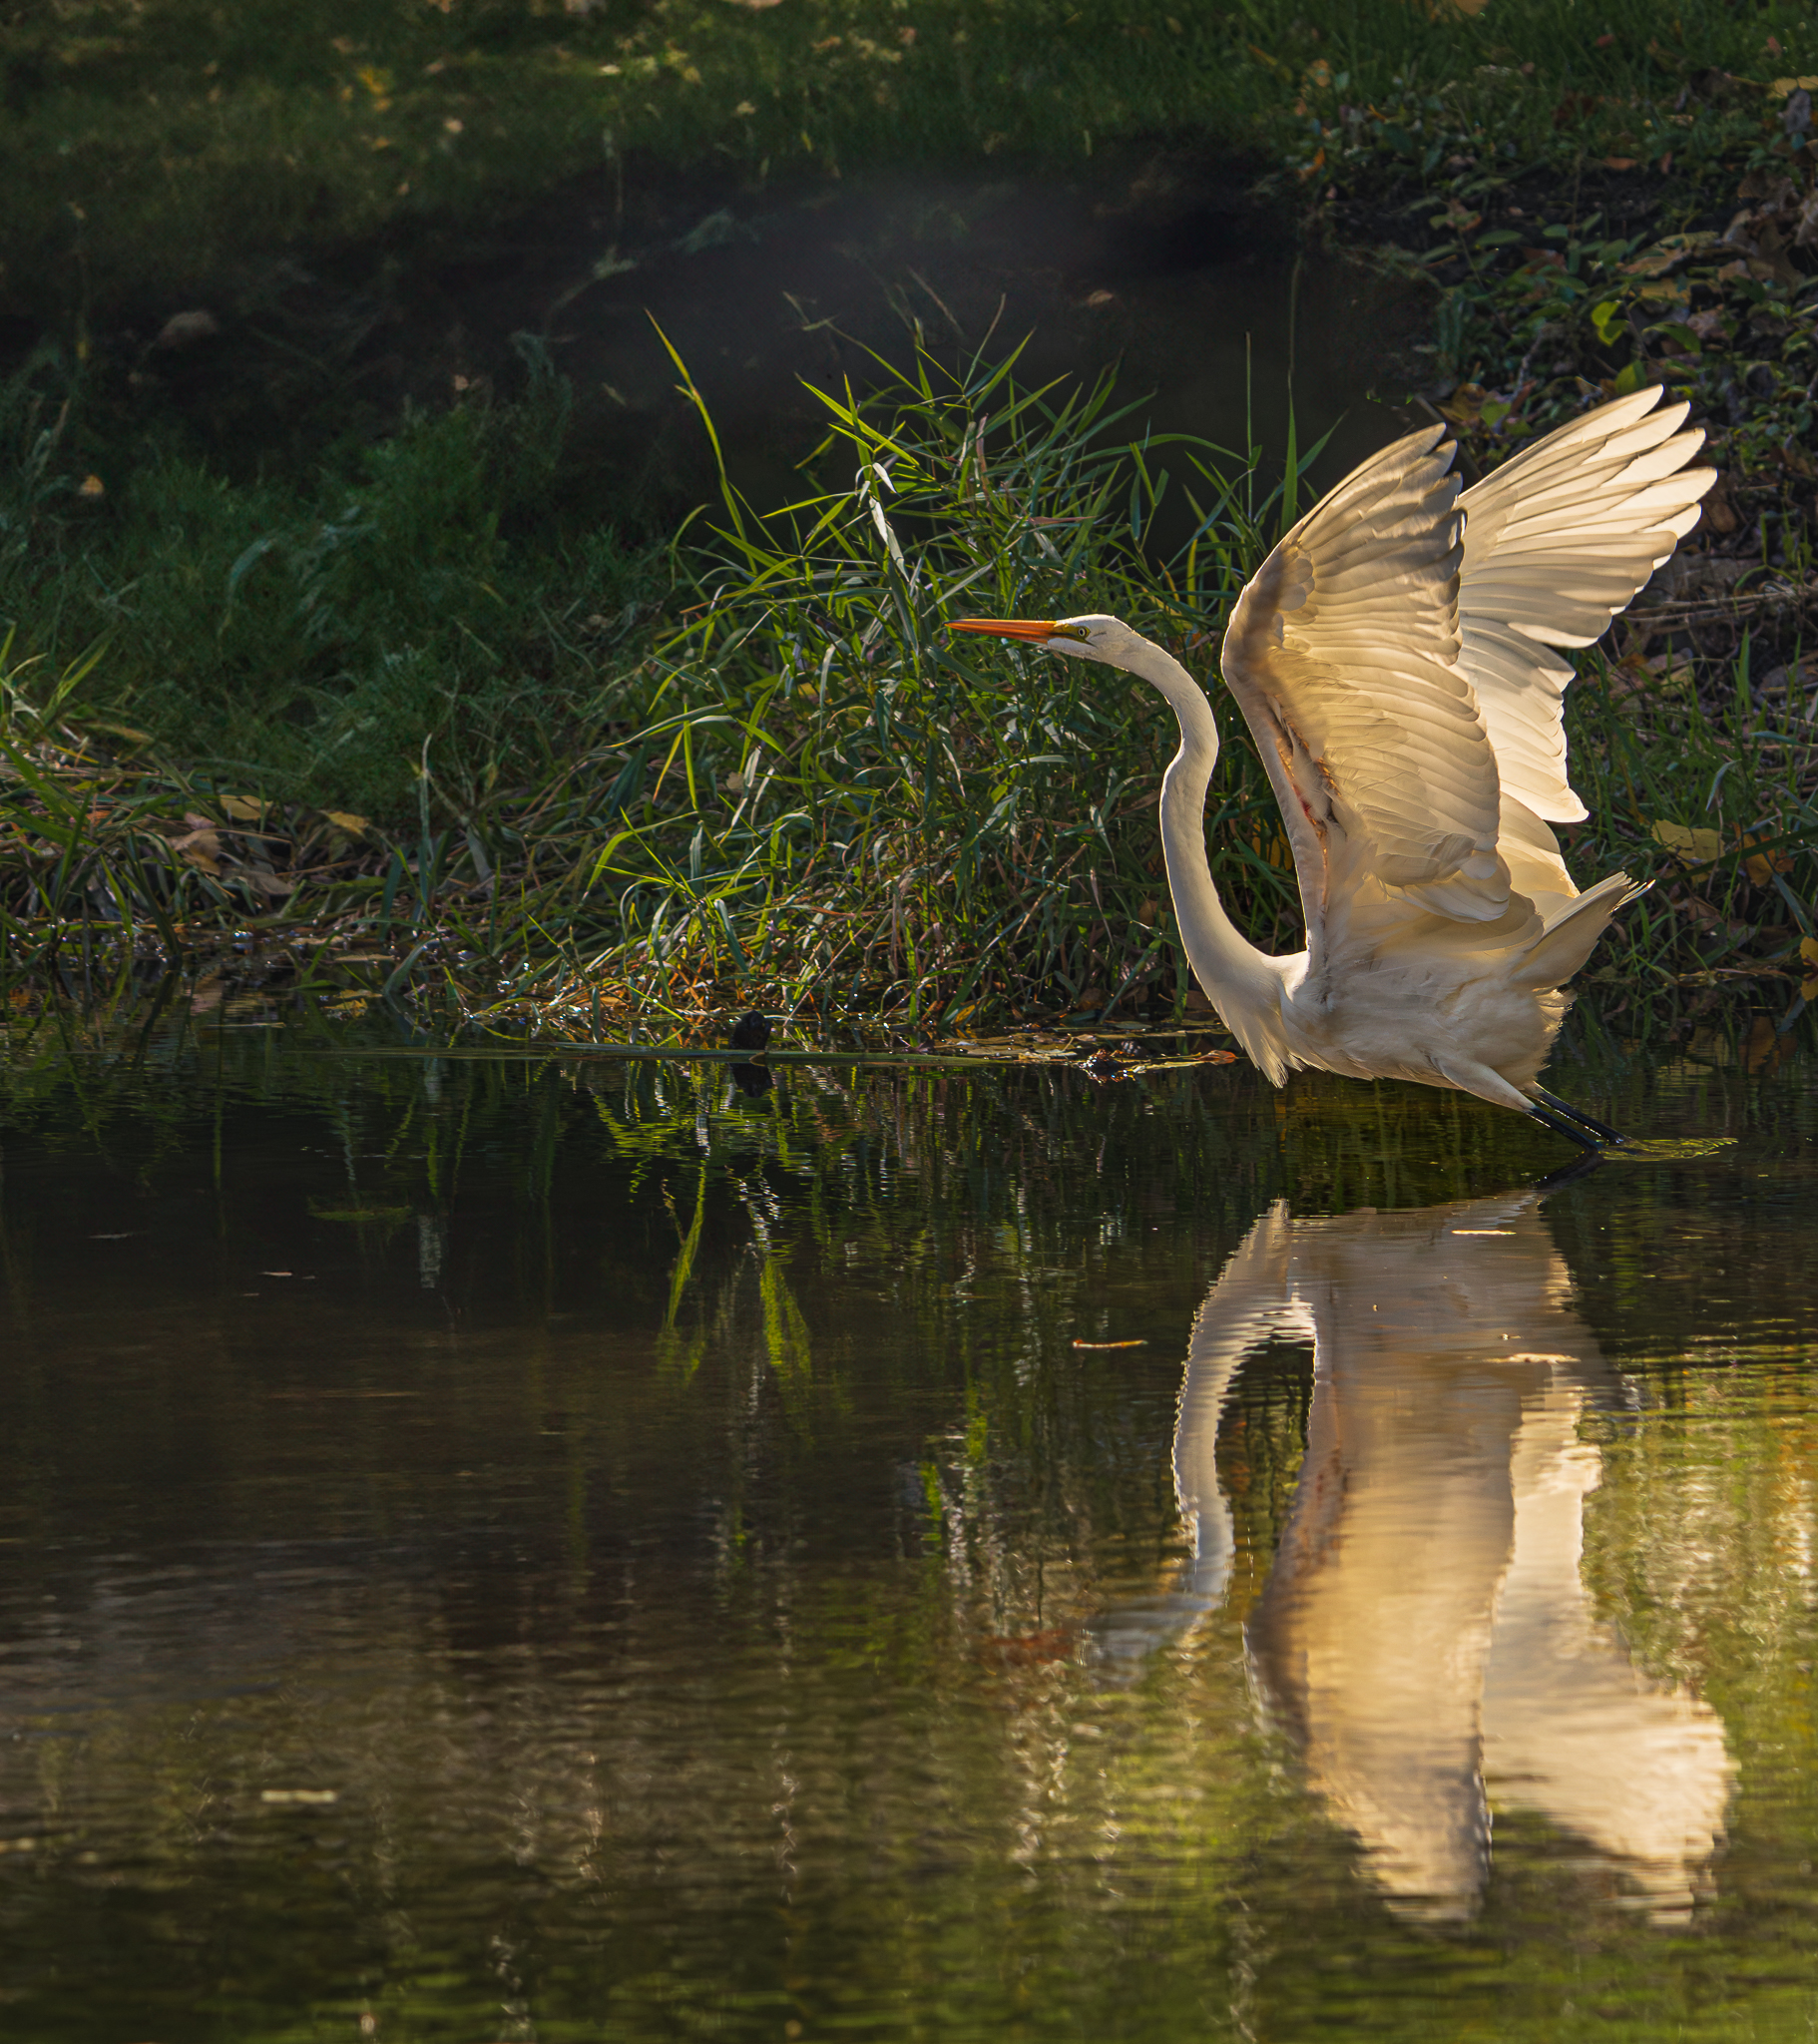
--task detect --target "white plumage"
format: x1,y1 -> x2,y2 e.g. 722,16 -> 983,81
952,388 -> 1714,1149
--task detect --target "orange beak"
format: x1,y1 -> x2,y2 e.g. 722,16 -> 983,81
947,617 -> 1061,643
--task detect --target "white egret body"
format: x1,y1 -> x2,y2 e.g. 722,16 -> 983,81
1158,1197 -> 1734,1918
953,388 -> 1714,1148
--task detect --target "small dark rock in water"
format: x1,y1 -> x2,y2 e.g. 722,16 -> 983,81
729,1012 -> 772,1052
1079,1047 -> 1129,1081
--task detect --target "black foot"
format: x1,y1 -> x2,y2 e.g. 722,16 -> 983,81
1531,1086 -> 1630,1148
1526,1101 -> 1602,1152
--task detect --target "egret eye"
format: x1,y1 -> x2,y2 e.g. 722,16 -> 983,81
1052,624 -> 1093,642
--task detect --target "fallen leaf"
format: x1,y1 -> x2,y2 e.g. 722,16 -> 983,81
1651,819 -> 1723,863
171,824 -> 223,873
1742,834 -> 1793,886
1715,256 -> 1783,286
1672,891 -> 1723,927
1802,934 -> 1818,1001
1644,650 -> 1696,689
1608,653 -> 1651,698
220,794 -> 267,822
322,810 -> 369,835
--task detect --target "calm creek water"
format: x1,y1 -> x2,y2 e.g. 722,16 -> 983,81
2,1015 -> 1816,2042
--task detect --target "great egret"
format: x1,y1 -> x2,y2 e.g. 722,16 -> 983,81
951,387 -> 1714,1150
1129,1196 -> 1732,1918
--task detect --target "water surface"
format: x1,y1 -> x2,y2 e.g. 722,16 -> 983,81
1,1019 -> 1815,2041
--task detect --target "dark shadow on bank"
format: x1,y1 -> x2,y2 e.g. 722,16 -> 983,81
65,142 -> 1427,523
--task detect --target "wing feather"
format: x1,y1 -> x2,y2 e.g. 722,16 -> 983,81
1221,425 -> 1515,935
1458,389 -> 1715,821
1218,392 -> 1707,968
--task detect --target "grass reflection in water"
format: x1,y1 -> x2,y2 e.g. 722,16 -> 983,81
0,1012 -> 1815,2041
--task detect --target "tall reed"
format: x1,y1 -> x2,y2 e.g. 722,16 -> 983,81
529,339 -> 1323,1029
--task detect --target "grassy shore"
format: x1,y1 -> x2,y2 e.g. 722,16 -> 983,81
4,0 -> 1810,326
2,0 -> 1817,1040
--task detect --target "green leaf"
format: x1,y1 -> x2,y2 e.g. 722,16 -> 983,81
1590,298 -> 1628,345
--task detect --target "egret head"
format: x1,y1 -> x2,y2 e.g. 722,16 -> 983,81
948,614 -> 1140,668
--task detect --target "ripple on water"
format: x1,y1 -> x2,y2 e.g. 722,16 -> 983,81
0,1024 -> 1816,2040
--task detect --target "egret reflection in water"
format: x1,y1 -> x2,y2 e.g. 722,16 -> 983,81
1101,1193 -> 1734,1922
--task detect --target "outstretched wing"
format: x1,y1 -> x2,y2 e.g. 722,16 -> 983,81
1457,388 -> 1714,824
1220,424 -> 1515,959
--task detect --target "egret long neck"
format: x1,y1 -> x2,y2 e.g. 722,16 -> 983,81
1139,645 -> 1290,1054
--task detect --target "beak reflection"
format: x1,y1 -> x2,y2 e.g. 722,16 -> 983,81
1097,1194 -> 1733,1923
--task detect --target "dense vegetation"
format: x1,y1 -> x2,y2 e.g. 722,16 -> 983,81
2,0 -> 1810,323
2,0 -> 1817,1039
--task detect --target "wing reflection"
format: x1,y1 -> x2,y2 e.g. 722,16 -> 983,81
1111,1194 -> 1733,1921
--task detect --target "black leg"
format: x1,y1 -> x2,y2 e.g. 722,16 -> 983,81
1531,1086 -> 1630,1148
1526,1101 -> 1601,1152
1534,1149 -> 1606,1192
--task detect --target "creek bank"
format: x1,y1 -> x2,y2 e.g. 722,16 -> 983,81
54,138 -> 1417,520
5,56 -> 1817,1041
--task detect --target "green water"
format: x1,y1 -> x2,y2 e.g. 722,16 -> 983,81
1,1018 -> 1815,2041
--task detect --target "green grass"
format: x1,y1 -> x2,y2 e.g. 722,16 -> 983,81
1289,36 -> 1818,593
0,337 -> 661,817
0,339 -> 1303,1020
4,0 -> 1814,325
4,0 -> 1818,1032
4,341 -> 1815,1037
